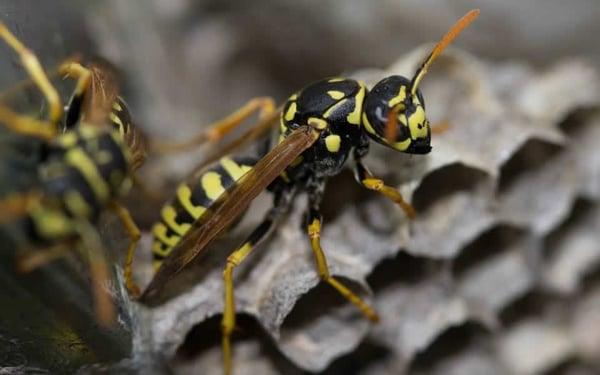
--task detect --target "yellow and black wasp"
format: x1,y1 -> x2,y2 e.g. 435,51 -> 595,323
140,9 -> 479,374
0,23 -> 146,324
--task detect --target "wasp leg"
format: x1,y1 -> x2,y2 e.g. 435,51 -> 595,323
109,201 -> 142,297
17,243 -> 72,273
221,189 -> 292,375
74,220 -> 115,327
305,206 -> 380,322
152,97 -> 276,153
354,159 -> 416,219
0,55 -> 80,102
0,22 -> 63,129
59,62 -> 92,129
0,191 -> 42,225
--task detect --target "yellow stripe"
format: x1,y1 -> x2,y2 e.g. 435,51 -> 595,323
323,99 -> 348,119
109,112 -> 125,135
30,207 -> 73,240
328,77 -> 345,83
327,90 -> 345,100
152,223 -> 180,248
152,239 -> 173,258
64,190 -> 92,218
161,205 -> 191,236
202,171 -> 225,201
112,100 -> 122,111
347,83 -> 366,125
176,184 -> 207,219
284,102 -> 297,121
57,132 -> 78,148
220,157 -> 251,181
65,148 -> 110,202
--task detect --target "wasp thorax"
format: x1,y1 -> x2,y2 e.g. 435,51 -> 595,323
363,76 -> 432,155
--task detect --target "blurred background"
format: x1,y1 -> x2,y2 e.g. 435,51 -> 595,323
0,1 -> 599,374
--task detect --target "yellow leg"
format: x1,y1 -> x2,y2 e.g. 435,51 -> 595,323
0,22 -> 62,128
222,214 -> 276,375
16,244 -> 71,273
0,102 -> 56,139
75,220 -> 115,327
152,97 -> 276,153
307,214 -> 380,322
109,201 -> 141,297
222,244 -> 257,375
355,161 -> 416,219
59,62 -> 91,99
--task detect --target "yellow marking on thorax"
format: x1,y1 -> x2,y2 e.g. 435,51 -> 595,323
388,85 -> 407,108
65,148 -> 110,202
323,99 -> 348,119
202,172 -> 226,201
327,90 -> 345,100
284,102 -> 297,121
152,222 -> 180,248
176,184 -> 207,219
347,83 -> 366,125
64,190 -> 92,218
57,132 -> 78,148
30,207 -> 73,240
161,205 -> 191,236
308,117 -> 328,130
325,134 -> 341,152
221,157 -> 252,181
289,93 -> 298,101
328,77 -> 345,83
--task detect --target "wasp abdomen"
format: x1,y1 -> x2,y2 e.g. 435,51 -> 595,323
151,156 -> 258,270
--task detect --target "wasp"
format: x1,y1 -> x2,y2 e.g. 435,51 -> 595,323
139,9 -> 479,374
0,23 -> 146,324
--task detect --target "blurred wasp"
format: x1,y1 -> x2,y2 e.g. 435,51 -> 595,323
140,9 -> 479,374
0,23 -> 146,325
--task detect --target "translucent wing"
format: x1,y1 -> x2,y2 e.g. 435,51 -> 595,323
140,126 -> 320,301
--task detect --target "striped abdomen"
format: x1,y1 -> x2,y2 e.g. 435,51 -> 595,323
151,156 -> 257,270
25,127 -> 132,245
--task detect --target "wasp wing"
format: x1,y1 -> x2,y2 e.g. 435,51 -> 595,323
140,126 -> 319,302
190,106 -> 283,172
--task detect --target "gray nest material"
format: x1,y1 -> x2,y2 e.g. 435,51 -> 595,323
119,46 -> 600,374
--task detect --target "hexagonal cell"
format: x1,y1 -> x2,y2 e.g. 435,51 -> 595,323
408,322 -> 490,373
412,163 -> 490,214
497,138 -> 563,193
542,199 -> 600,293
452,225 -> 526,277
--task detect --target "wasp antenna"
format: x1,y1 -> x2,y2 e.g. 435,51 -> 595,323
410,8 -> 480,95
